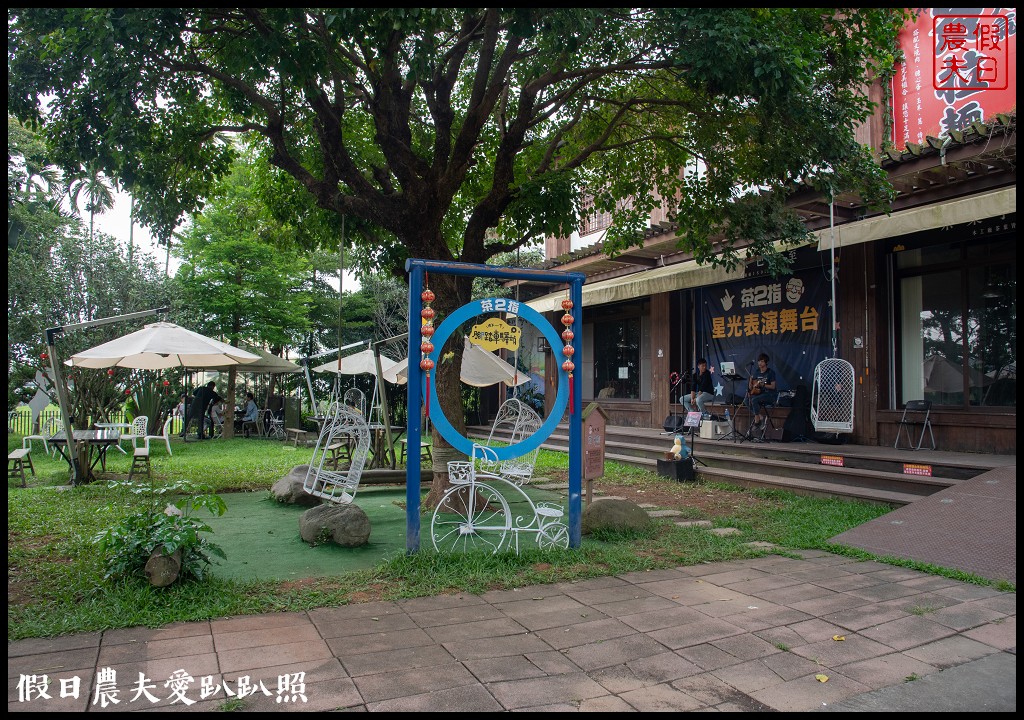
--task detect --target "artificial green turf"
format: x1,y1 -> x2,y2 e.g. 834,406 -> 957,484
205,482 -> 570,581
206,488 -> 412,580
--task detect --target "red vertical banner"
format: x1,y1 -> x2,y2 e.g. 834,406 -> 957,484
891,8 -> 1016,150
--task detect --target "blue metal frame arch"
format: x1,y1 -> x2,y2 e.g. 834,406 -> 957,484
425,299 -> 568,459
405,259 -> 585,552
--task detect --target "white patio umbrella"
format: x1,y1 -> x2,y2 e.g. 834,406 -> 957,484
312,348 -> 398,376
208,345 -> 301,374
67,322 -> 261,369
385,337 -> 530,388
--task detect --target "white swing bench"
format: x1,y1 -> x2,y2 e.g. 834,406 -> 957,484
811,358 -> 856,434
303,402 -> 371,505
475,398 -> 543,486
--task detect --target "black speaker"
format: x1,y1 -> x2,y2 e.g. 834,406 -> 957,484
657,457 -> 695,482
662,414 -> 686,433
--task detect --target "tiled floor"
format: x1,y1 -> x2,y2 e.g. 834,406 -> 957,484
9,550 -> 1016,712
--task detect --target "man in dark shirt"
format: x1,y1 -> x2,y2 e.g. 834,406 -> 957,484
683,358 -> 715,417
182,381 -> 221,441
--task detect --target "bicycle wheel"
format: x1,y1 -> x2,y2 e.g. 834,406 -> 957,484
431,483 -> 512,554
536,521 -> 570,550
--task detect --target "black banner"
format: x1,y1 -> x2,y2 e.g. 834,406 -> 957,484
698,265 -> 831,399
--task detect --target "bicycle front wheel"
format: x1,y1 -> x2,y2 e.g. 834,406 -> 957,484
431,483 -> 512,554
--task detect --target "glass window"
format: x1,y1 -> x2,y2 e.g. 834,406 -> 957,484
893,230 -> 1016,409
592,307 -> 642,400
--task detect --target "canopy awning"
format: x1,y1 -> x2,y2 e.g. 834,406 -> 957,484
813,187 -> 1015,250
526,258 -> 746,312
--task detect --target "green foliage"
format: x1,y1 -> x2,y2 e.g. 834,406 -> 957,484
9,8 -> 908,277
7,116 -> 177,422
93,476 -> 227,584
128,378 -> 169,434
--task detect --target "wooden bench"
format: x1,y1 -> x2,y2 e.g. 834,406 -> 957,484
398,439 -> 432,465
325,441 -> 351,470
128,448 -> 151,481
286,427 -> 310,447
8,448 -> 34,488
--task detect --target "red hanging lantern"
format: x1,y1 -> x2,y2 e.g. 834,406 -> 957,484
560,297 -> 577,413
40,352 -> 48,361
420,273 -> 435,419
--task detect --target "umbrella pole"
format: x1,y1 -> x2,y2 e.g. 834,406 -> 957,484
44,307 -> 167,484
46,329 -> 83,484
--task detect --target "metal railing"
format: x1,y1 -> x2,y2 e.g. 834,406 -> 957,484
8,409 -> 129,436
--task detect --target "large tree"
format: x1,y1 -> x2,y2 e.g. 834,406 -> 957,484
174,153 -> 312,437
9,8 -> 907,494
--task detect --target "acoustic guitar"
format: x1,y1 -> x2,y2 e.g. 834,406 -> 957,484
749,378 -> 766,396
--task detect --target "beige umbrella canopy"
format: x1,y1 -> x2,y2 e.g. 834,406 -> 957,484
67,322 -> 261,369
312,348 -> 398,376
208,346 -> 301,374
384,337 -> 530,388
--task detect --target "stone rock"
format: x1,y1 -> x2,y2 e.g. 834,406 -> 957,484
299,503 -> 371,547
271,466 -> 321,506
581,498 -> 653,535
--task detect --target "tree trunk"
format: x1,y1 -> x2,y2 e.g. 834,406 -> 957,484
145,548 -> 182,587
223,366 -> 237,439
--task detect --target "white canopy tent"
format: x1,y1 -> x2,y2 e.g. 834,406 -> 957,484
383,337 -> 530,388
312,348 -> 398,376
311,347 -> 401,426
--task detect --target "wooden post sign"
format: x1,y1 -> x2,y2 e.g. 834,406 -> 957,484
582,402 -> 609,506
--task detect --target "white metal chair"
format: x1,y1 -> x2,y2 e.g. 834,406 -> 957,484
22,417 -> 59,457
264,409 -> 285,440
811,358 -> 856,434
476,398 -> 542,485
143,416 -> 175,456
303,402 -> 371,505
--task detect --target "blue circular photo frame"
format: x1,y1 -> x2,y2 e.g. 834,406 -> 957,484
424,299 -> 568,459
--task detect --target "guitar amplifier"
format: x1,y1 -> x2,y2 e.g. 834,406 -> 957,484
699,421 -> 730,439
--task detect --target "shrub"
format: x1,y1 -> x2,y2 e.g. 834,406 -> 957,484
93,476 -> 227,583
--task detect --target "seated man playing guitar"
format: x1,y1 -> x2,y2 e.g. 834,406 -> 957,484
745,352 -> 779,434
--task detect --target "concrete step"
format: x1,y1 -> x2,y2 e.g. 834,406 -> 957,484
469,425 -> 949,506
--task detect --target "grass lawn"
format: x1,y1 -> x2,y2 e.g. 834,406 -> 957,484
6,432 -> 1006,641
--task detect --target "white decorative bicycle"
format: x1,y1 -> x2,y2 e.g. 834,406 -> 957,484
430,444 -> 569,554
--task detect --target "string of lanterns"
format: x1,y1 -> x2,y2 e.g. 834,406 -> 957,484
418,274 -> 436,419
561,297 -> 575,414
